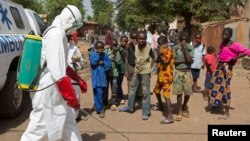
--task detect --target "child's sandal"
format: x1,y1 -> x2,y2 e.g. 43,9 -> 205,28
152,103 -> 163,111
160,119 -> 174,124
152,105 -> 160,111
111,105 -> 117,111
175,115 -> 182,121
182,111 -> 190,118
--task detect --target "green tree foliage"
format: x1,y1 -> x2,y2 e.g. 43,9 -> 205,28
115,1 -> 142,30
45,0 -> 85,23
139,0 -> 174,23
168,0 -> 230,31
116,0 -> 174,30
168,0 -> 246,34
91,0 -> 113,27
228,0 -> 245,5
87,15 -> 93,21
12,0 -> 44,13
116,0 -> 245,31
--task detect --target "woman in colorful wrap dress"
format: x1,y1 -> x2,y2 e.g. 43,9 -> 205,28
208,27 -> 250,120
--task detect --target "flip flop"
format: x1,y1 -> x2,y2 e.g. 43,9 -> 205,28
152,104 -> 163,111
142,114 -> 149,120
111,105 -> 117,111
175,115 -> 182,121
182,111 -> 190,118
160,119 -> 174,124
119,107 -> 129,112
120,99 -> 125,104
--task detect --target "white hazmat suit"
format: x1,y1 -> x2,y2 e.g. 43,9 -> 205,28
21,5 -> 83,141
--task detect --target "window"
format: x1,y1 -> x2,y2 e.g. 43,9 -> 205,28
33,13 -> 47,34
10,7 -> 24,29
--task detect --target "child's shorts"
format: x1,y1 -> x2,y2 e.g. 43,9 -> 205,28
191,68 -> 201,80
204,72 -> 212,89
173,70 -> 193,95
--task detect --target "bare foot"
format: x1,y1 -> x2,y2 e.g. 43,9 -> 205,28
203,96 -> 208,101
193,88 -> 199,93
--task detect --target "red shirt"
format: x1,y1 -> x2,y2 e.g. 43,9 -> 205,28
205,54 -> 217,73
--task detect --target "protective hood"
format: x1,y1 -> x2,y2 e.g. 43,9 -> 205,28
51,5 -> 82,33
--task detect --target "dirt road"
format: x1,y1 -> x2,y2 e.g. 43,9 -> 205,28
0,41 -> 249,141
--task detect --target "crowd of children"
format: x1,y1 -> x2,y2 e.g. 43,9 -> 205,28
88,26 -> 250,123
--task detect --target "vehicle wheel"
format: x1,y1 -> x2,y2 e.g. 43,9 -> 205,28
242,57 -> 250,70
0,71 -> 28,118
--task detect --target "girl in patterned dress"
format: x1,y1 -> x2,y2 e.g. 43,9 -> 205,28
153,36 -> 174,124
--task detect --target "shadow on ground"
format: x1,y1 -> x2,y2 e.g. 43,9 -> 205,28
81,133 -> 106,141
204,105 -> 235,115
0,96 -> 32,135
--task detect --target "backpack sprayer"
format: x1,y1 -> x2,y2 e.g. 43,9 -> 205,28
17,34 -> 44,91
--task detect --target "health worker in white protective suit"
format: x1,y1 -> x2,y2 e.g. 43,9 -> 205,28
21,5 -> 87,141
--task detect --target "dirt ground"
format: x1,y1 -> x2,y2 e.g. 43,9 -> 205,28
0,40 -> 250,141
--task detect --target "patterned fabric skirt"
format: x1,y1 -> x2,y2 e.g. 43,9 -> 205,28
208,64 -> 233,107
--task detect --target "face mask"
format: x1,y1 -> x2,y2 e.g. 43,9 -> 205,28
66,20 -> 83,34
73,21 -> 83,29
